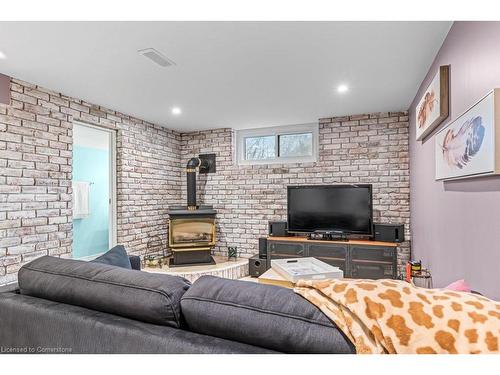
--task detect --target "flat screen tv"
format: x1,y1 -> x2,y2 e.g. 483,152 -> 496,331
287,184 -> 373,235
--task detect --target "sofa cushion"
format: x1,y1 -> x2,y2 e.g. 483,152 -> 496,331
180,276 -> 355,354
91,245 -> 131,269
18,256 -> 191,328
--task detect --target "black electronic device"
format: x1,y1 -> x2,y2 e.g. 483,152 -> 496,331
373,223 -> 405,243
268,221 -> 287,237
287,185 -> 373,235
249,255 -> 269,277
258,237 -> 267,259
309,230 -> 348,241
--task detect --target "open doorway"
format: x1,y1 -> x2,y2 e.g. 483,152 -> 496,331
72,122 -> 117,259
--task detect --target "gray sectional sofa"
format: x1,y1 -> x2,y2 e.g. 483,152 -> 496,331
0,256 -> 354,354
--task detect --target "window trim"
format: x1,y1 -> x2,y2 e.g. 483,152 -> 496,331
235,123 -> 319,165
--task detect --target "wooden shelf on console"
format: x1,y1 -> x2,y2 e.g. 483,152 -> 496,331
266,236 -> 398,247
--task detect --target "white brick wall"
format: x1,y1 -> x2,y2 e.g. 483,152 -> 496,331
0,77 -> 182,285
180,112 -> 411,273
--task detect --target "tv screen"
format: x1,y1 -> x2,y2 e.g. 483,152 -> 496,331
287,184 -> 373,235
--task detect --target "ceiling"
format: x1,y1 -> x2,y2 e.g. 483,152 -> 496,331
0,22 -> 452,132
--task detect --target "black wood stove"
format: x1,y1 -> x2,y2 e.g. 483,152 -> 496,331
167,154 -> 217,267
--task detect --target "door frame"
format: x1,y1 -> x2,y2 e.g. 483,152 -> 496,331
73,121 -> 117,255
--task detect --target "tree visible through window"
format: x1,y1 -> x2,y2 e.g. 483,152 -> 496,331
245,135 -> 276,160
279,133 -> 313,157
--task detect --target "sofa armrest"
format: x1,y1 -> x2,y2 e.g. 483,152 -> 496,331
129,255 -> 141,271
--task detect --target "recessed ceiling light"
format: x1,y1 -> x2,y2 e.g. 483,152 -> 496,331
0,51 -> 6,60
171,107 -> 182,115
337,84 -> 349,93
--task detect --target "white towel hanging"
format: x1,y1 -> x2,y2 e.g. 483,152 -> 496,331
73,181 -> 90,219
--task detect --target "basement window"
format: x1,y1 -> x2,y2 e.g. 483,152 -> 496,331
236,123 -> 318,165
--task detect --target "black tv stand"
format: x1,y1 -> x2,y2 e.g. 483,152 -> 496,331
266,236 -> 398,279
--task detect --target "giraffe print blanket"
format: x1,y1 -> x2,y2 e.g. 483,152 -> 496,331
294,279 -> 500,354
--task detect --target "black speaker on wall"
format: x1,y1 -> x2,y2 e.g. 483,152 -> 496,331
268,221 -> 287,237
249,255 -> 269,277
258,237 -> 267,259
373,223 -> 405,243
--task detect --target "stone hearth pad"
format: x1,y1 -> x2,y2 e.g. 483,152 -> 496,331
143,256 -> 249,283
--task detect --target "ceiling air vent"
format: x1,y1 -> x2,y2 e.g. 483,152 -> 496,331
138,48 -> 176,67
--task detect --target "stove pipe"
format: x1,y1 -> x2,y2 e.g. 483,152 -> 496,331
186,157 -> 210,210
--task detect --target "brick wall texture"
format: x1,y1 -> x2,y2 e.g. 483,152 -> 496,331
181,112 -> 411,272
0,78 -> 182,285
0,75 -> 410,285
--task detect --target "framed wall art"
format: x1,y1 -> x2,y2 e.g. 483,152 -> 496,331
416,65 -> 450,141
435,89 -> 500,181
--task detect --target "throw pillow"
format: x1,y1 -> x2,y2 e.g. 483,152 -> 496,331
445,279 -> 472,292
91,245 -> 132,269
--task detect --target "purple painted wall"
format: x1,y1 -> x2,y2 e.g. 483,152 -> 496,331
409,22 -> 500,300
0,73 -> 10,105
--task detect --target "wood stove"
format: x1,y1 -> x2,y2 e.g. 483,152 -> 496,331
168,154 -> 217,267
168,206 -> 216,266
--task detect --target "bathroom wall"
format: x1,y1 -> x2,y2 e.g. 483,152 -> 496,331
72,144 -> 110,258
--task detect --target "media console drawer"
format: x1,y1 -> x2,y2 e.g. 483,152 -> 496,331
268,241 -> 305,258
307,243 -> 347,258
350,245 -> 395,263
307,243 -> 348,274
351,262 -> 395,280
313,257 -> 348,274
